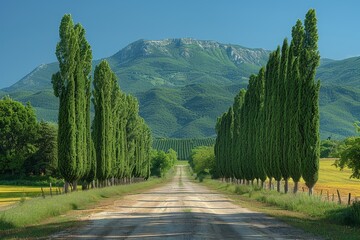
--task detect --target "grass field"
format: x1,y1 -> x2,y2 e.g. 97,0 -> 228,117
0,186 -> 55,209
298,158 -> 360,203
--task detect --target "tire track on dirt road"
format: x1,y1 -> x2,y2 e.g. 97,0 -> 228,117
52,166 -> 321,239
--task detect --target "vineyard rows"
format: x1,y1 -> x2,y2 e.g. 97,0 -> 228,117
152,138 -> 215,160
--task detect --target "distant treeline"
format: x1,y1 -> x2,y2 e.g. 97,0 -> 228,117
153,138 -> 215,160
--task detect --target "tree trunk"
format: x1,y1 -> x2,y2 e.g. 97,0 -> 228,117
64,181 -> 70,193
309,187 -> 313,195
261,180 -> 265,189
82,182 -> 88,190
268,178 -> 272,190
72,181 -> 78,191
293,181 -> 299,194
284,179 -> 289,194
277,180 -> 281,192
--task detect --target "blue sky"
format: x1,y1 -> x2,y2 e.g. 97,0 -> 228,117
1,0 -> 360,88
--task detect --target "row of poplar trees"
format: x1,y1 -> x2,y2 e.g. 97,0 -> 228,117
215,9 -> 320,195
52,14 -> 152,193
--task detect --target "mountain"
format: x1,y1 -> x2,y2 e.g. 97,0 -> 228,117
1,38 -> 359,139
317,56 -> 360,86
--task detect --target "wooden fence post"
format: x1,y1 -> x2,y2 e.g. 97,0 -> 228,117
41,187 -> 45,198
337,190 -> 342,204
50,183 -> 53,197
348,193 -> 351,205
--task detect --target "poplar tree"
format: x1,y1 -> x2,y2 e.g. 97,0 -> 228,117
300,9 -> 321,195
242,76 -> 257,183
52,14 -> 92,192
279,39 -> 290,193
125,95 -> 141,181
232,89 -> 246,181
224,107 -> 234,180
215,114 -> 226,179
254,68 -> 267,186
93,60 -> 117,182
287,20 -> 304,193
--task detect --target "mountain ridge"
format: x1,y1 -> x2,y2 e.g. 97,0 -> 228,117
1,38 -> 359,139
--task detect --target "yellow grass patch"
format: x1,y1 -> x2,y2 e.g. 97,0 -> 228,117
0,185 -> 53,209
291,158 -> 360,203
0,185 -> 43,193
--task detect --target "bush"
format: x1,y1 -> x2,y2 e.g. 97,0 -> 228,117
343,201 -> 360,226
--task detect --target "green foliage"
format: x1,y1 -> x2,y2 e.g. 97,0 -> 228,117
320,139 -> 339,158
343,201 -> 360,226
214,9 -> 321,194
150,150 -> 176,177
152,138 -> 215,160
334,123 -> 360,179
189,146 -> 215,176
52,14 -> 93,187
300,9 -> 321,192
0,96 -> 38,175
24,121 -> 58,176
93,60 -> 117,181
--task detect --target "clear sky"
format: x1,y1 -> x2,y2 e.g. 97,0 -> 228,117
1,0 -> 360,89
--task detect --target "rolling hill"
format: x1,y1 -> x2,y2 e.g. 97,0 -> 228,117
1,38 -> 359,139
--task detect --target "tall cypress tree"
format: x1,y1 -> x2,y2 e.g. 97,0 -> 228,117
215,113 -> 227,179
254,68 -> 267,186
52,15 -> 92,192
242,75 -> 257,183
279,39 -> 290,193
125,95 -> 141,181
287,20 -> 304,193
93,60 -> 117,182
232,89 -> 246,181
264,52 -> 275,188
300,9 -> 321,195
224,107 -> 234,180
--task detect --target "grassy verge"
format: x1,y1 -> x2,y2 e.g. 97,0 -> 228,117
0,176 -> 171,239
201,178 -> 360,240
176,160 -> 189,165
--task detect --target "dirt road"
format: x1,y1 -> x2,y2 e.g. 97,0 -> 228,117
52,166 -> 320,239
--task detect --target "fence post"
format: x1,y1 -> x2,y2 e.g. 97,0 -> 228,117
337,190 -> 342,204
348,193 -> 351,205
41,187 -> 45,198
50,183 -> 53,197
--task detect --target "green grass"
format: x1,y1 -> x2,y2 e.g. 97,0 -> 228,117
0,177 -> 168,232
201,178 -> 360,240
176,160 -> 189,165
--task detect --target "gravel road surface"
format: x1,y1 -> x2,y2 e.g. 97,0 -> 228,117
52,166 -> 320,239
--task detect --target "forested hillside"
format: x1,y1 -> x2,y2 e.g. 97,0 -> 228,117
1,38 -> 359,139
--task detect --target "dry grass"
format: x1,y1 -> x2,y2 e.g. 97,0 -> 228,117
297,158 -> 360,203
0,186 -> 52,208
